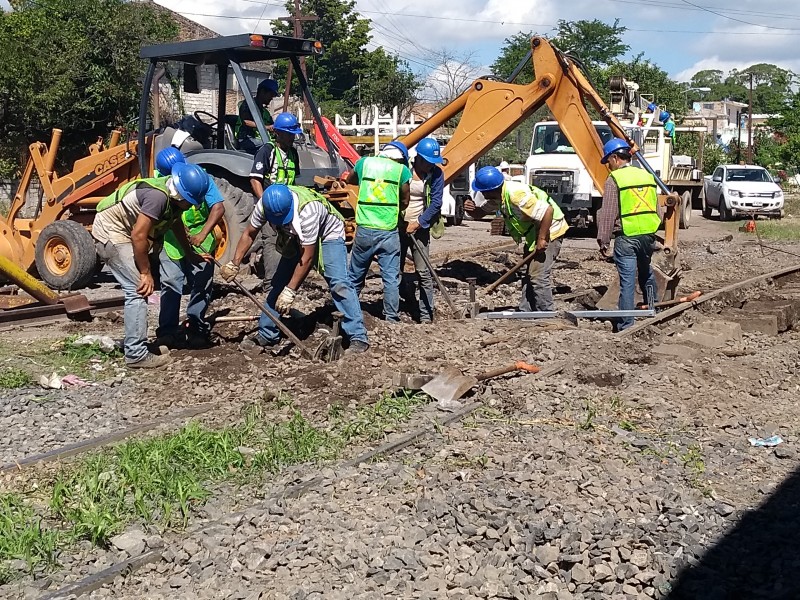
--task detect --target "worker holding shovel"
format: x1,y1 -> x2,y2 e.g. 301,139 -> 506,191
220,184 -> 369,354
465,166 -> 569,311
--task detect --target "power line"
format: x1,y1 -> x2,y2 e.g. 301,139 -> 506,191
676,0 -> 800,31
605,0 -> 800,22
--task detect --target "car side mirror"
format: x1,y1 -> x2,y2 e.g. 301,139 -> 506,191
712,176 -> 722,182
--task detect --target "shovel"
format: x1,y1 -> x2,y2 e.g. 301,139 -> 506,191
313,311 -> 343,362
422,360 -> 539,404
210,257 -> 315,360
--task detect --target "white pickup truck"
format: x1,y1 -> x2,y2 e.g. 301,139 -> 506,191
703,164 -> 784,220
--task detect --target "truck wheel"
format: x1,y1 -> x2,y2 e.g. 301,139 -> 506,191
679,191 -> 692,230
702,193 -> 712,219
453,196 -> 465,226
210,176 -> 254,265
718,197 -> 731,222
35,220 -> 97,290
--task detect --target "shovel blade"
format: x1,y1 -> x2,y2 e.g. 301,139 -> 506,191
596,265 -> 680,310
421,367 -> 479,404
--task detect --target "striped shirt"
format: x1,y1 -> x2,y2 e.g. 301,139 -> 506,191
250,194 -> 344,245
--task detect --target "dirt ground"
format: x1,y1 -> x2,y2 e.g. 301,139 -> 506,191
3,208 -> 800,599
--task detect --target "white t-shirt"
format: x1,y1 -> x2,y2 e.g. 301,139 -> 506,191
405,178 -> 426,223
250,192 -> 344,245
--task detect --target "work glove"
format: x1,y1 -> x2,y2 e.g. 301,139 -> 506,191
219,261 -> 240,282
275,287 -> 296,315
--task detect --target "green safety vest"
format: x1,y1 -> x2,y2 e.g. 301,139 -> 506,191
356,157 -> 404,231
267,143 -> 297,185
501,182 -> 565,251
235,102 -> 273,140
275,185 -> 344,273
609,166 -> 661,236
96,176 -> 175,240
163,200 -> 214,260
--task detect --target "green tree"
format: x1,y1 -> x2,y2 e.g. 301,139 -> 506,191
490,31 -> 536,84
552,18 -> 629,73
272,0 -> 418,118
0,0 -> 177,177
768,91 -> 800,169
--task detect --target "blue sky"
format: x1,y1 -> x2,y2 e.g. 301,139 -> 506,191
151,0 -> 800,83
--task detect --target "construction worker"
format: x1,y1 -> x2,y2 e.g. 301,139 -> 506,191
596,137 -> 661,332
498,161 -> 513,180
92,163 -> 210,368
661,112 -> 676,142
219,185 -> 369,354
247,112 -> 302,307
153,148 -> 225,349
346,141 -> 412,322
236,79 -> 279,154
401,138 -> 444,323
465,166 -> 568,312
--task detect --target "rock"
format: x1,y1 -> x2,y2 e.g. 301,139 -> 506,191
714,503 -> 735,517
570,563 -> 592,584
774,446 -> 795,459
535,544 -> 559,566
110,530 -> 146,555
630,549 -> 649,568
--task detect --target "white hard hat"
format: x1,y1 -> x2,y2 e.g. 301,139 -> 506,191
498,161 -> 510,171
378,146 -> 405,161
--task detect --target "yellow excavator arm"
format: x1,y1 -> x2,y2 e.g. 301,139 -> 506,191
397,36 -> 679,265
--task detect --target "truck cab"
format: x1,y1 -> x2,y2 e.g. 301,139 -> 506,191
525,121 -> 615,228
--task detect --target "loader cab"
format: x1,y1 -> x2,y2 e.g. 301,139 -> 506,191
138,34 -> 347,186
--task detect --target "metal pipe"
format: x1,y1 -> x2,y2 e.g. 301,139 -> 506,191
410,236 -> 460,315
633,150 -> 671,195
477,309 -> 655,320
0,255 -> 59,305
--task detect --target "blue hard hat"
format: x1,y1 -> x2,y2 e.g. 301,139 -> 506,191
273,112 -> 302,135
659,111 -> 671,122
600,138 -> 632,164
171,163 -> 209,205
258,79 -> 279,94
261,184 -> 295,226
155,147 -> 185,176
380,140 -> 409,164
415,138 -> 443,165
472,166 -> 505,193
647,102 -> 658,113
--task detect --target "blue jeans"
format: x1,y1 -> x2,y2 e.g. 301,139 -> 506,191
239,136 -> 264,155
614,234 -> 658,331
400,228 -> 434,322
348,227 -> 401,322
258,237 -> 368,345
95,241 -> 151,363
157,247 -> 214,337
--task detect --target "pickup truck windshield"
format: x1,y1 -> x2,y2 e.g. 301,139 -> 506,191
725,169 -> 772,182
532,124 -> 613,154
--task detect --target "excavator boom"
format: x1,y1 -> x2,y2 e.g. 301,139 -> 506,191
398,37 -> 679,265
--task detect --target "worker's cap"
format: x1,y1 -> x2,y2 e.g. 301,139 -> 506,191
379,140 -> 409,164
600,138 -> 631,164
498,160 -> 510,172
258,79 -> 280,94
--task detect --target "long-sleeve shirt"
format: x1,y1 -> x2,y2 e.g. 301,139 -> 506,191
596,176 -> 620,249
417,165 -> 444,229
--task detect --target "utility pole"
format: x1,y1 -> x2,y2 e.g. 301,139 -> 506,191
279,0 -> 318,126
747,72 -> 754,164
735,110 -> 742,164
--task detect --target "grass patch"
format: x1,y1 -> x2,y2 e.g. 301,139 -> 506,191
0,390 -> 427,582
0,336 -> 122,386
0,367 -> 32,389
748,219 -> 800,243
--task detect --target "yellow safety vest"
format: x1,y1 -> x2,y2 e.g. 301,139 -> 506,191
609,166 -> 661,236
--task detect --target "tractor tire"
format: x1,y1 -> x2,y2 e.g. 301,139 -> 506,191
209,175 -> 256,265
35,220 -> 97,290
679,191 -> 692,230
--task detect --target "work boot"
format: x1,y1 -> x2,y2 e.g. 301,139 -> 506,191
126,352 -> 171,369
154,331 -> 187,350
239,335 -> 275,354
186,330 -> 214,350
345,340 -> 369,355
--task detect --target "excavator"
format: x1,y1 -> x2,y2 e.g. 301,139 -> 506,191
0,34 -> 679,321
324,35 -> 681,299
